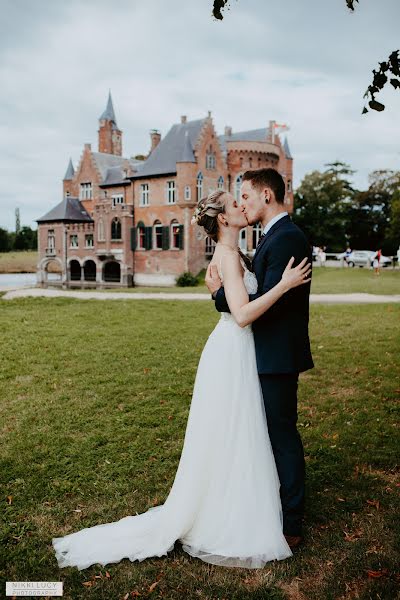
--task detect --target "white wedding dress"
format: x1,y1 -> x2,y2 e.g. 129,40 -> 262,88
52,256 -> 292,570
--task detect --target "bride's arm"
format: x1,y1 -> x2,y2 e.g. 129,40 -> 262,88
221,252 -> 311,328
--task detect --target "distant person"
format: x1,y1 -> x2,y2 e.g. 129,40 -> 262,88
373,249 -> 381,275
345,246 -> 352,266
397,246 -> 400,269
319,246 -> 326,267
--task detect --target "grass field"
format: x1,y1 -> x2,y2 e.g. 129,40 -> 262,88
1,298 -> 399,599
0,250 -> 38,273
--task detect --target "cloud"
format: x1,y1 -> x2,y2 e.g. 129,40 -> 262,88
0,0 -> 399,230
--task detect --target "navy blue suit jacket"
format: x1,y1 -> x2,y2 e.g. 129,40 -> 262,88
214,215 -> 314,374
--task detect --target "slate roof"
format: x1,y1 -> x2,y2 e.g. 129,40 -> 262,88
36,197 -> 93,223
218,127 -> 268,155
133,118 -> 207,178
63,158 -> 75,180
95,156 -> 145,186
91,152 -> 127,179
283,137 -> 293,159
180,130 -> 196,163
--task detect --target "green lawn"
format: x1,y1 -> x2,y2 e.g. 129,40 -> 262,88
1,298 -> 399,599
74,267 -> 400,296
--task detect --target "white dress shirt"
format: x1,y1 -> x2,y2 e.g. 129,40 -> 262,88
262,211 -> 288,236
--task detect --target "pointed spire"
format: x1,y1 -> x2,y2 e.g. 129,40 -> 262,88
99,90 -> 117,125
63,158 -> 75,180
283,137 -> 292,159
179,130 -> 196,163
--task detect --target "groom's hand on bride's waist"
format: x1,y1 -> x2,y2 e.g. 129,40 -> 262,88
205,263 -> 222,299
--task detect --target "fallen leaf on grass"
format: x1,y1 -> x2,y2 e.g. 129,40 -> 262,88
343,529 -> 363,542
367,568 -> 389,578
7,495 -> 12,504
148,581 -> 159,593
366,499 -> 380,509
337,497 -> 346,502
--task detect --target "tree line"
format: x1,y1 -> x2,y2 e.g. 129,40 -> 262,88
293,163 -> 400,254
0,226 -> 37,252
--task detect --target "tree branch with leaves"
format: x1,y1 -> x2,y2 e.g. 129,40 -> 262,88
211,1 -> 400,113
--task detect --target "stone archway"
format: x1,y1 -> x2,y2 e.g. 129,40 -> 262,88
70,259 -> 81,281
103,261 -> 121,283
38,257 -> 63,285
83,260 -> 96,281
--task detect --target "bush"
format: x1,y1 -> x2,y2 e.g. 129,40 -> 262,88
176,271 -> 199,287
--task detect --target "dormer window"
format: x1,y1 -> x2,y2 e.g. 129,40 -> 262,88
80,182 -> 92,200
206,146 -> 216,170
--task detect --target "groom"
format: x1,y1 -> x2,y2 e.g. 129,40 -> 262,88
205,168 -> 314,549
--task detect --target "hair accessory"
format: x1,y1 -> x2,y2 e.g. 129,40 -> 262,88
191,206 -> 202,225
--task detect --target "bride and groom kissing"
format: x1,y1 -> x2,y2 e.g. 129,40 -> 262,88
52,167 -> 314,570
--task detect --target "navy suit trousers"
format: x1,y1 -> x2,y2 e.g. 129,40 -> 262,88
259,373 -> 305,537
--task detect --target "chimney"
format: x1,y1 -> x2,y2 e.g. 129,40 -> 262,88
150,129 -> 161,153
224,126 -> 232,137
181,115 -> 187,124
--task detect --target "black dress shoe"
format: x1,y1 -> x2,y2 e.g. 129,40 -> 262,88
284,534 -> 303,549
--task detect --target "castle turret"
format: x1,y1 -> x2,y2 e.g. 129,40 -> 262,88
98,91 -> 122,156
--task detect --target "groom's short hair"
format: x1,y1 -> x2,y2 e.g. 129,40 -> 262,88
242,168 -> 286,204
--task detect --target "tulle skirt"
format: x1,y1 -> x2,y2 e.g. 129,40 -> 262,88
52,313 -> 292,570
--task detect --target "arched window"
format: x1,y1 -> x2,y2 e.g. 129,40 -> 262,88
252,222 -> 263,249
205,236 -> 216,257
235,174 -> 242,202
153,220 -> 163,250
249,157 -> 252,168
137,221 -> 146,250
217,176 -> 224,190
111,217 -> 121,240
239,227 -> 247,252
196,172 -> 203,201
184,185 -> 191,201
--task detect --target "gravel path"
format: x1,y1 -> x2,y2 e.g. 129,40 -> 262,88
2,287 -> 400,304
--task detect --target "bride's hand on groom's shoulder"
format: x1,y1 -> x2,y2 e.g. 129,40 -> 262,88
281,256 -> 312,292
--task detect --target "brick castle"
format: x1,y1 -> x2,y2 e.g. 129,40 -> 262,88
36,92 -> 294,287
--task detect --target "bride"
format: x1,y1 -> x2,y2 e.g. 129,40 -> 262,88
52,189 -> 311,570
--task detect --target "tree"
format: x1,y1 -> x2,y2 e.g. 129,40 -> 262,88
348,170 -> 400,253
14,226 -> 37,251
386,189 -> 400,253
292,162 -> 355,251
0,228 -> 11,252
211,1 -> 400,113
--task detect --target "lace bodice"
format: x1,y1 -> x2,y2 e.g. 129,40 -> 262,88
217,254 -> 258,295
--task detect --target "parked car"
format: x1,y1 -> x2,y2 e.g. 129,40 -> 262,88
337,250 -> 392,268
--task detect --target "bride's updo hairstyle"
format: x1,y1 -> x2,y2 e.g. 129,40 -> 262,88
192,189 -> 253,272
192,190 -> 227,242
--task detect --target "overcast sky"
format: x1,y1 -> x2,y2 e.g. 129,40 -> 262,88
1,0 -> 399,231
